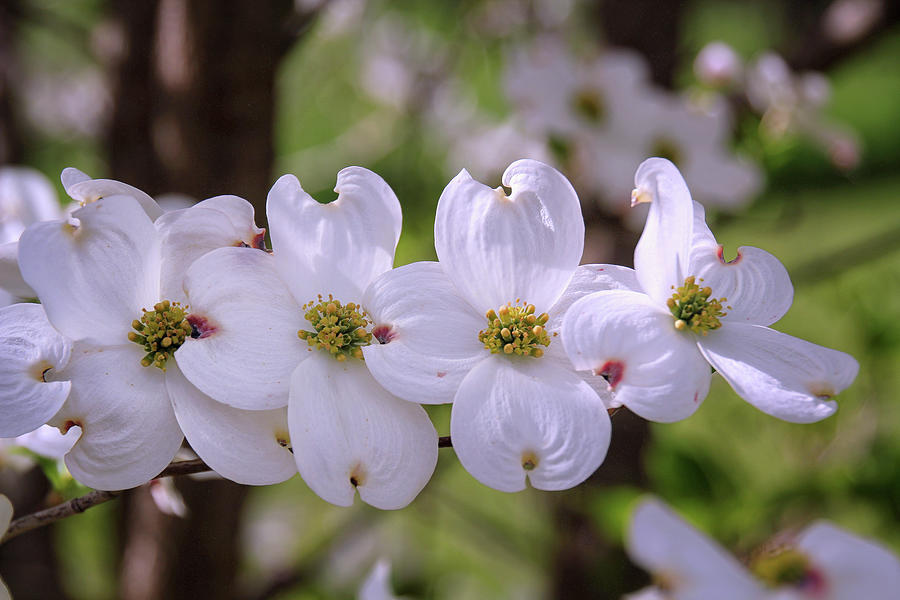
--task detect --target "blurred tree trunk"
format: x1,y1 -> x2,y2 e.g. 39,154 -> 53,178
103,1 -> 314,598
0,0 -> 24,164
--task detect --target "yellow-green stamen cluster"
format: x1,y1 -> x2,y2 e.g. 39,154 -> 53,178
751,548 -> 813,588
667,276 -> 728,335
297,295 -> 372,362
129,300 -> 192,370
479,301 -> 551,358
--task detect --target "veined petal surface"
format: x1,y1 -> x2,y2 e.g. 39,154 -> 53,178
434,159 -> 584,314
18,197 -> 161,347
0,303 -> 72,437
177,246 -> 305,410
156,195 -> 265,303
363,261 -> 485,405
698,324 -> 858,423
61,167 -> 163,221
450,355 -> 610,492
267,168 -> 401,304
50,344 -> 183,491
166,364 -> 295,485
288,353 -> 438,510
633,158 -> 694,305
563,290 -> 711,422
627,498 -> 766,600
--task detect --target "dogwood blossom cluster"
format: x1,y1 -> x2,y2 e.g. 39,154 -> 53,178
0,157 -> 858,512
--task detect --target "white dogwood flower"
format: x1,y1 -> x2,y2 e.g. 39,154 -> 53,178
175,167 -> 438,509
563,159 -> 858,423
16,193 -> 294,489
362,160 -> 612,492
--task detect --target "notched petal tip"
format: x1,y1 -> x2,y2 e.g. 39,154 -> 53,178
186,314 -> 218,339
372,324 -> 395,344
594,360 -> 626,389
716,245 -> 743,265
631,187 -> 653,207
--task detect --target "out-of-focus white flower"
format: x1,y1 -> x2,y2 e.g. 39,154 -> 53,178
175,167 -> 438,509
14,424 -> 79,460
21,68 -> 110,138
823,0 -> 883,44
363,160 -> 612,492
148,478 -> 188,518
358,559 -> 399,600
1,494 -> 13,599
694,42 -> 743,87
563,159 -> 857,423
0,167 -> 60,243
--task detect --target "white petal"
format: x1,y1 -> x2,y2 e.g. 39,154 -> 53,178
267,168 -> 401,304
0,493 -> 11,535
434,159 -> 584,314
562,290 -> 712,422
176,246 -> 306,410
156,195 -> 266,303
362,261 -> 485,405
358,560 -> 399,600
0,241 -> 35,298
795,521 -> 900,598
50,344 -> 183,490
166,364 -> 295,485
633,158 -> 695,305
15,424 -> 78,459
450,356 -> 611,492
288,353 -> 438,509
18,196 -> 161,346
61,167 -> 163,221
0,166 -> 61,239
0,303 -> 72,437
698,324 -> 858,423
627,498 -> 765,600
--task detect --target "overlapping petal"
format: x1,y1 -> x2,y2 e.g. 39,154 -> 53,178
0,304 -> 72,437
156,195 -> 265,303
632,158 -> 694,304
176,246 -> 306,410
50,344 -> 183,490
698,323 -> 858,423
267,167 -> 402,304
450,355 -> 610,492
434,159 -> 584,314
18,197 -> 161,346
362,261 -> 485,405
288,353 -> 438,509
627,498 -> 766,600
61,167 -> 163,221
563,290 -> 711,422
166,365 -> 296,485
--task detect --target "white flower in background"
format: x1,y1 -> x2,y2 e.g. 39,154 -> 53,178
1,494 -> 12,599
362,160 -> 612,492
15,192 -> 295,489
626,498 -> 766,600
358,559 -> 400,600
563,159 -> 858,423
694,41 -> 743,88
175,167 -> 438,509
7,424 -> 79,460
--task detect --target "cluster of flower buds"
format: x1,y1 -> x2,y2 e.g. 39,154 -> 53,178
0,158 -> 858,514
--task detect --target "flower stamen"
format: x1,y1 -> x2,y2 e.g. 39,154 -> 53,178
479,301 -> 551,358
129,300 -> 192,370
298,294 -> 372,362
667,276 -> 727,335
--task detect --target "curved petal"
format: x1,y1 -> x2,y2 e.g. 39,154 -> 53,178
562,290 -> 711,423
632,158 -> 695,305
0,303 -> 72,437
450,356 -> 611,492
795,522 -> 900,598
62,167 -> 163,221
50,344 -> 183,491
156,195 -> 266,303
15,424 -> 79,459
176,246 -> 305,410
288,353 -> 438,509
627,498 -> 765,600
18,196 -> 161,346
362,261 -> 485,405
166,364 -> 295,485
434,159 -> 584,314
0,241 -> 35,298
267,168 -> 401,305
698,324 -> 859,423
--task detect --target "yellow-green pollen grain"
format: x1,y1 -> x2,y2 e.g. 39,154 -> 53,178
667,276 -> 728,335
479,301 -> 551,358
297,295 -> 372,362
128,300 -> 192,370
751,548 -> 812,588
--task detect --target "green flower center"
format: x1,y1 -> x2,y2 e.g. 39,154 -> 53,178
667,276 -> 728,335
298,295 -> 372,362
129,300 -> 192,370
751,548 -> 814,588
572,89 -> 606,124
479,301 -> 552,358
